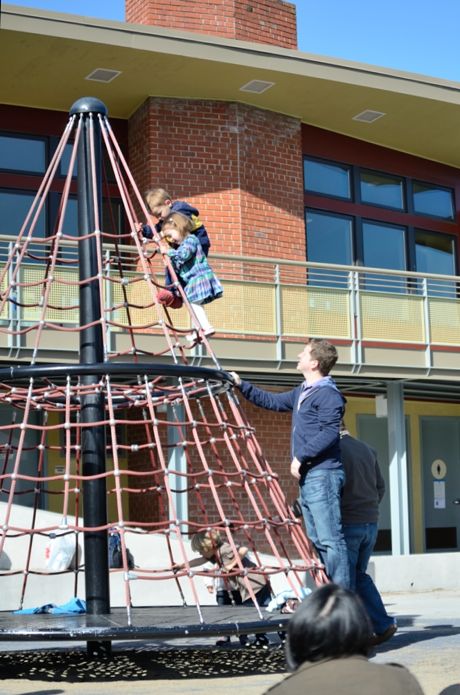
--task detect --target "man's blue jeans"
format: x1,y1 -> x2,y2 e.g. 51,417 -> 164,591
300,467 -> 350,589
343,522 -> 393,634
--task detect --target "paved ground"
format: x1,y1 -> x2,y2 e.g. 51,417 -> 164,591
0,589 -> 459,695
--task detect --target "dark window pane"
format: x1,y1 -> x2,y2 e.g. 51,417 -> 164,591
362,221 -> 406,293
413,182 -> 454,219
360,170 -> 404,210
304,158 -> 351,199
49,197 -> 78,263
103,198 -> 126,235
59,143 -> 78,177
415,229 -> 456,297
306,210 -> 353,287
61,198 -> 78,237
0,191 -> 46,237
0,135 -> 46,174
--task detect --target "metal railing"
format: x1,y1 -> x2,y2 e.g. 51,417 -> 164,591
0,235 -> 459,373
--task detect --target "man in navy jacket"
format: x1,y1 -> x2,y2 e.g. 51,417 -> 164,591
231,338 -> 350,588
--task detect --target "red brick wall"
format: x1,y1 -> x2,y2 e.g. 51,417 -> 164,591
127,96 -> 305,537
125,0 -> 297,49
128,98 -> 305,260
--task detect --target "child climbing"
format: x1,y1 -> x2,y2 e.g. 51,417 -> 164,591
159,212 -> 223,342
177,529 -> 271,648
141,187 -> 210,256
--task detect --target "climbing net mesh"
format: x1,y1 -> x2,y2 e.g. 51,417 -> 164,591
0,109 -> 326,624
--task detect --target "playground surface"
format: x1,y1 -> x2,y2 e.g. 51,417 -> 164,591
0,589 -> 458,695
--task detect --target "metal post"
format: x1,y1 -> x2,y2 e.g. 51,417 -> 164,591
387,381 -> 410,555
167,403 -> 188,524
70,97 -> 110,656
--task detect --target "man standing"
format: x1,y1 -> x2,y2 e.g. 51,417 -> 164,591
340,424 -> 397,644
231,338 -> 349,588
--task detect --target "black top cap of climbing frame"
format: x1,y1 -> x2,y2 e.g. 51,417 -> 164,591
69,97 -> 108,117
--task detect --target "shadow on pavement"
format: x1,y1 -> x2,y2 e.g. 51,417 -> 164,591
371,624 -> 460,655
0,646 -> 288,682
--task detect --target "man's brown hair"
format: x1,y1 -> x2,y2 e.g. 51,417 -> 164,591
307,338 -> 338,376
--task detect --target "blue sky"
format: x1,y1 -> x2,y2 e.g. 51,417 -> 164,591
8,0 -> 460,82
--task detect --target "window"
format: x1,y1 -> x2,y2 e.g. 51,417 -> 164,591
412,182 -> 454,219
305,210 -> 353,286
59,143 -> 78,178
1,130 -> 127,242
0,134 -> 46,174
304,158 -> 351,199
0,190 -> 46,237
415,229 -> 456,297
362,221 -> 407,292
303,156 -> 459,292
360,170 -> 404,210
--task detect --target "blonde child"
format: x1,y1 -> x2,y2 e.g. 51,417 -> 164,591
178,529 -> 271,647
141,187 -> 210,256
159,212 -> 222,341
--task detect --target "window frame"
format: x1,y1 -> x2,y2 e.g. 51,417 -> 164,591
410,179 -> 455,221
303,155 -> 353,201
357,167 -> 406,212
0,131 -> 48,176
303,154 -> 459,284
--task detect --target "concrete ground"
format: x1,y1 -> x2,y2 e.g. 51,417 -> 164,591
0,589 -> 459,695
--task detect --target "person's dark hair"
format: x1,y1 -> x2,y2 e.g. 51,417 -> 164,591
307,338 -> 338,375
285,584 -> 371,670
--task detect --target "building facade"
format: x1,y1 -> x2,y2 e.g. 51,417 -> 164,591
1,0 -> 460,557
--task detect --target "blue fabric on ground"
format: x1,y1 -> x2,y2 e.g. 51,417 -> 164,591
14,597 -> 86,615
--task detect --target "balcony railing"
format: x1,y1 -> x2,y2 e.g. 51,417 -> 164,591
1,235 -> 460,376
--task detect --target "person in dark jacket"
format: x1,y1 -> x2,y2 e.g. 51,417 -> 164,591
265,583 -> 424,695
340,425 -> 397,645
136,187 -> 211,310
141,186 -> 210,255
231,338 -> 350,588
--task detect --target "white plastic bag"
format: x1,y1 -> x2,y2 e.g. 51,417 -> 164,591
45,533 -> 76,571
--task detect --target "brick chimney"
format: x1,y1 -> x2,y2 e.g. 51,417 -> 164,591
125,0 -> 297,50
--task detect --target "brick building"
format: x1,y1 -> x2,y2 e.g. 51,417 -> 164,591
1,0 -> 460,559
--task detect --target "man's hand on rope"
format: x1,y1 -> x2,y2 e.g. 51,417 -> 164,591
229,371 -> 241,386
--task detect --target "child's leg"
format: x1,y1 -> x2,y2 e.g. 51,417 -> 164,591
190,302 -> 214,335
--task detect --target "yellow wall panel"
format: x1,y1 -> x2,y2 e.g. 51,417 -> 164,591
281,286 -> 350,338
429,298 -> 460,344
361,293 -> 425,342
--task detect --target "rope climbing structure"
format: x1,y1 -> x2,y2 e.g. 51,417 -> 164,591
0,98 -> 326,648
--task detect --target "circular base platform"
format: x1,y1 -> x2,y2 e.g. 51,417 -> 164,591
0,606 -> 289,642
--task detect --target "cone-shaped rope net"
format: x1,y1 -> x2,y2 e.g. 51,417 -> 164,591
0,105 -> 326,626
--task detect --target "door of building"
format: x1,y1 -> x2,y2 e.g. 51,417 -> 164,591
420,416 -> 460,552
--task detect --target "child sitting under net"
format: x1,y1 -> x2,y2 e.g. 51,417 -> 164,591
177,529 -> 272,648
157,212 -> 223,343
201,561 -> 248,646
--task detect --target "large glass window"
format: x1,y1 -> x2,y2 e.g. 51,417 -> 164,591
304,158 -> 351,199
360,170 -> 404,210
306,210 -> 353,286
0,135 -> 46,174
0,191 -> 46,237
413,182 -> 454,219
415,229 -> 456,297
362,221 -> 406,292
59,143 -> 77,178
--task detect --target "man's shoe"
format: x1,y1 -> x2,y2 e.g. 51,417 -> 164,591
369,622 -> 397,646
